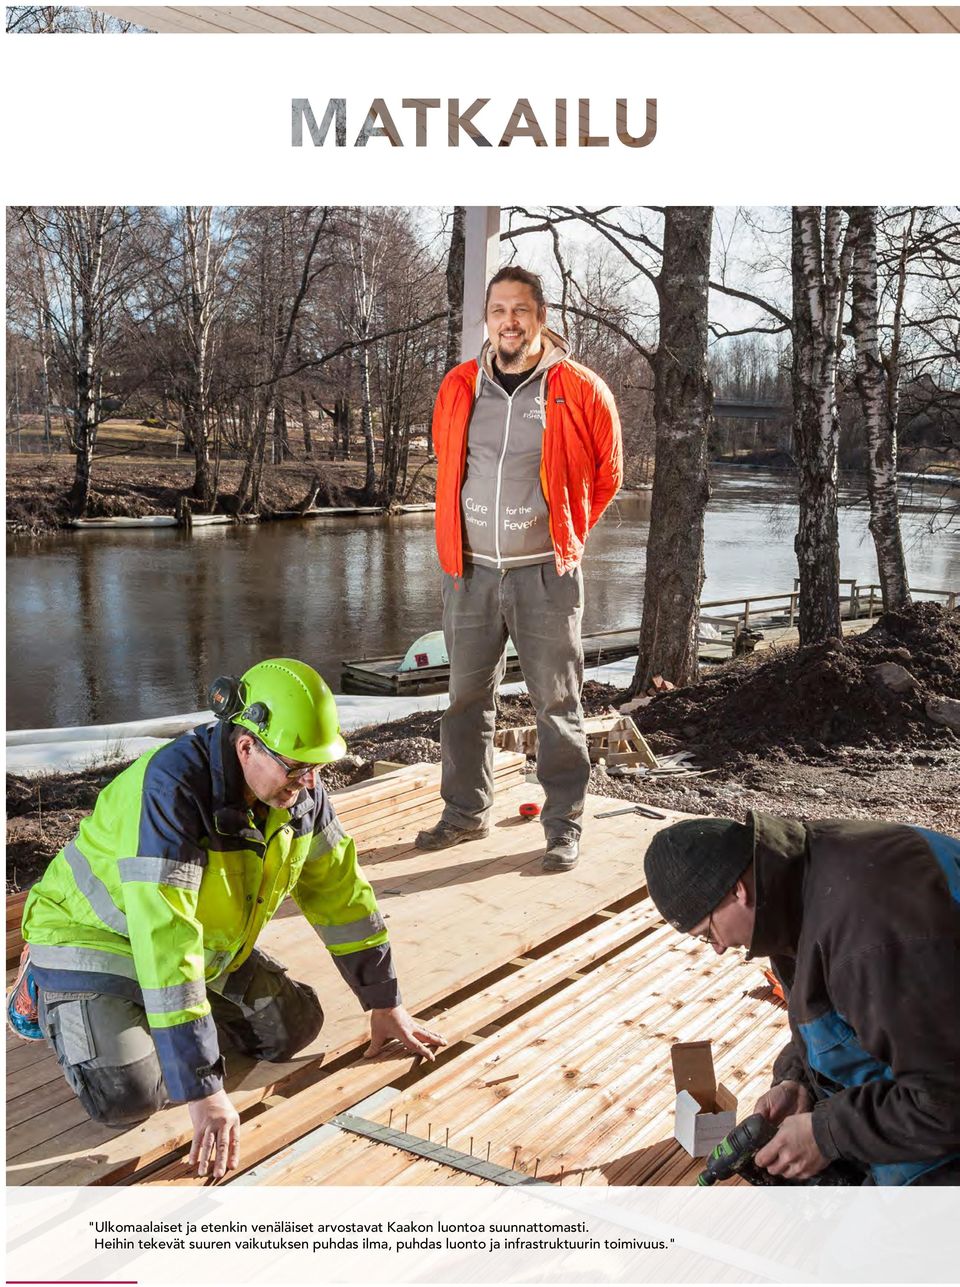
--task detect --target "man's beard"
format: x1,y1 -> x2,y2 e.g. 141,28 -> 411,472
496,336 -> 531,372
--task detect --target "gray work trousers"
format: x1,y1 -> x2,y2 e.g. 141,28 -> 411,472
38,948 -> 324,1128
440,561 -> 591,841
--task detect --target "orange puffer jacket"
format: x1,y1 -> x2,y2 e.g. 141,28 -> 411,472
432,355 -> 623,577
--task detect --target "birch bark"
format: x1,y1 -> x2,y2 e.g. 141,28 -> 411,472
848,205 -> 912,611
791,206 -> 850,644
179,206 -> 233,508
66,207 -> 126,517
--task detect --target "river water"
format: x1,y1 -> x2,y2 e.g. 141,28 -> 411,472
6,468 -> 959,730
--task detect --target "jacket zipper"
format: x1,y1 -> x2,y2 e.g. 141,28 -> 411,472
232,821 -> 292,961
485,366 -> 542,571
494,391 -> 512,568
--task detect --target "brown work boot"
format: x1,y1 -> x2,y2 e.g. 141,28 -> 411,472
542,832 -> 580,872
414,819 -> 490,851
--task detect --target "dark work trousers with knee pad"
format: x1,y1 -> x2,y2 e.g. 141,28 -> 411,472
37,948 -> 324,1128
439,561 -> 591,842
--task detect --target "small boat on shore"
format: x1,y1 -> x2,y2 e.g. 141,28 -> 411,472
69,515 -> 177,529
69,514 -> 236,530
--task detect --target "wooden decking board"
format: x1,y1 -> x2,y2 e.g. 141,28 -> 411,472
374,928 -> 687,1130
6,1057 -> 72,1102
397,965 -> 735,1175
6,1077 -> 80,1129
6,1038 -> 53,1073
593,1006 -> 765,1176
363,929 -> 681,1129
281,953 -> 651,1177
146,900 -> 664,1185
6,1091 -> 94,1157
8,773 -> 677,1186
532,979 -> 762,1166
602,1021 -> 782,1184
336,754 -> 522,822
149,895 -> 664,1184
284,976 -> 779,1185
269,928 -> 787,1187
401,950 -> 721,1149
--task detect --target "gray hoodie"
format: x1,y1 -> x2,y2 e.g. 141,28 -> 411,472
460,329 -> 569,569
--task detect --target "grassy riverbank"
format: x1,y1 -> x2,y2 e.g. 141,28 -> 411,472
5,447 -> 440,533
8,606 -> 959,893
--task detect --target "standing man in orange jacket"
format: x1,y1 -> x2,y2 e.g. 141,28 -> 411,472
417,266 -> 623,871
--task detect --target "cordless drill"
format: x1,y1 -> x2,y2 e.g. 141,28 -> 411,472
697,1114 -> 864,1186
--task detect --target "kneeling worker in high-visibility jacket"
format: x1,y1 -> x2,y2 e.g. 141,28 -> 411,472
14,658 -> 445,1178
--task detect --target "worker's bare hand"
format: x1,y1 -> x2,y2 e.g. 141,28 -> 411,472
753,1079 -> 813,1125
365,1006 -> 446,1062
754,1111 -> 828,1180
188,1089 -> 241,1180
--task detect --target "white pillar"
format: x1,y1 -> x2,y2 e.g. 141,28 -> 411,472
461,207 -> 501,361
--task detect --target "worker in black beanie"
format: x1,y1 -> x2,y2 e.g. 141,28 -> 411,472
644,811 -> 960,1187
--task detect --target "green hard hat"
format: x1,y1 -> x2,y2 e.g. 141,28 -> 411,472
233,658 -> 346,764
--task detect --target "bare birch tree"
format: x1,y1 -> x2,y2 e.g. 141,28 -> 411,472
847,205 -> 912,610
18,206 -> 137,515
791,206 -> 854,644
344,212 -> 395,499
172,206 -> 238,508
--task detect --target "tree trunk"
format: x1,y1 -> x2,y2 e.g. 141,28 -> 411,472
273,396 -> 290,464
358,337 -> 376,497
632,206 -> 714,693
183,390 -> 212,503
332,393 -> 350,459
300,388 -> 313,456
235,403 -> 270,512
68,331 -> 98,516
36,279 -> 54,447
791,207 -> 848,645
181,208 -> 220,509
848,206 -> 912,612
210,410 -> 223,505
445,206 -> 466,371
249,406 -> 270,512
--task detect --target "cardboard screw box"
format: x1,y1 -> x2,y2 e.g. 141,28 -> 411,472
671,1040 -> 738,1157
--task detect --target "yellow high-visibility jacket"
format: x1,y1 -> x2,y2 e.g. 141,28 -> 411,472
23,721 -> 395,1101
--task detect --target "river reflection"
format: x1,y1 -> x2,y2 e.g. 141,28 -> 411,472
6,468 -> 959,729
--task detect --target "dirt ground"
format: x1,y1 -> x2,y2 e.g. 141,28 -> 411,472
5,450 -> 439,533
7,605 -> 958,893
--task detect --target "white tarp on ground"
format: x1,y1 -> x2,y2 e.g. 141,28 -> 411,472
5,657 -> 639,776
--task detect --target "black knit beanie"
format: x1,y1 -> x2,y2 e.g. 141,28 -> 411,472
644,818 -> 754,932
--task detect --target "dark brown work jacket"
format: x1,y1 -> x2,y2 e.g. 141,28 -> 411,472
748,812 -> 960,1185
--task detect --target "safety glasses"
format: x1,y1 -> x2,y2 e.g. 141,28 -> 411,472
255,738 -> 316,784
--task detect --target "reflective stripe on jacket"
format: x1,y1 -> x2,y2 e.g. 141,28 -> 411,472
22,721 -> 396,1101
432,339 -> 623,577
750,812 -> 960,1185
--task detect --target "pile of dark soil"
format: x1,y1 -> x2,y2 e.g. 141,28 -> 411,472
6,766 -> 120,893
631,603 -> 960,768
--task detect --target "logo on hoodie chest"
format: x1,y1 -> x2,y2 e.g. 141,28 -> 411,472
521,394 -> 544,423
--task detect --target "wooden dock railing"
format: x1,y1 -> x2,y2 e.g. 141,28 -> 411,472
699,579 -> 957,642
